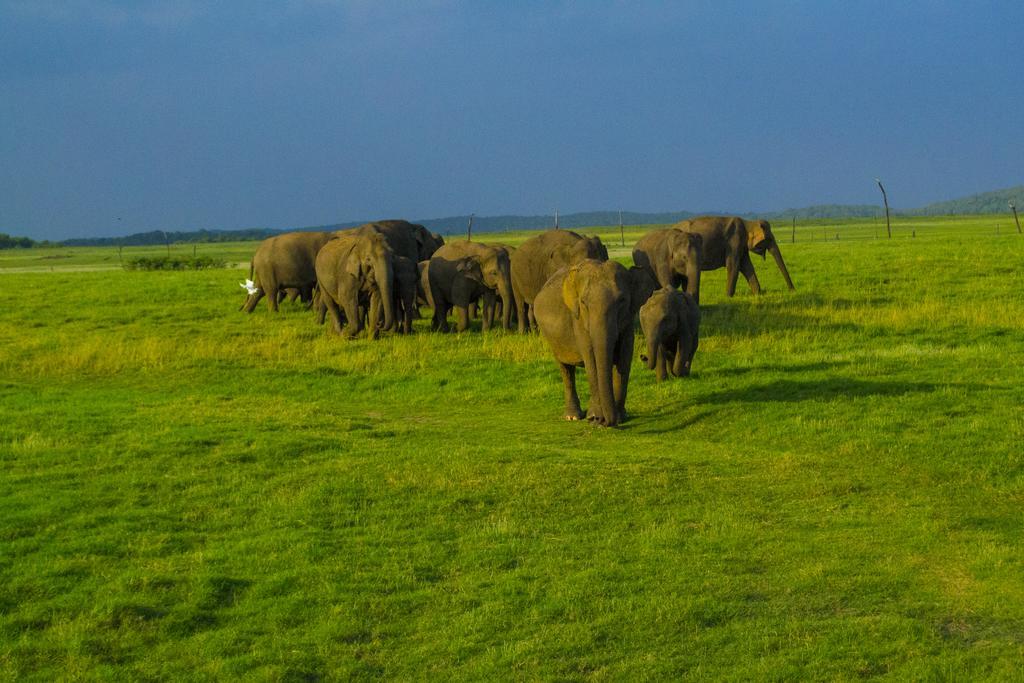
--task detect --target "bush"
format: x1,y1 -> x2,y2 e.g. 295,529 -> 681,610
123,256 -> 227,271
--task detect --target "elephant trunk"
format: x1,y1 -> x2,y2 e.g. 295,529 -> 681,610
645,332 -> 659,372
685,259 -> 701,304
378,257 -> 395,331
769,242 -> 795,291
591,312 -> 620,425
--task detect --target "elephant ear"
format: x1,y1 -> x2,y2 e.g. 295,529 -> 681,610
457,257 -> 482,282
561,267 -> 587,319
747,220 -> 768,250
344,244 -> 363,280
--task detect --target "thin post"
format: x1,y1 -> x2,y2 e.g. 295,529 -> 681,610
875,178 -> 891,239
554,209 -> 559,230
1009,202 -> 1022,235
467,213 -> 475,241
619,210 -> 624,247
791,216 -> 796,244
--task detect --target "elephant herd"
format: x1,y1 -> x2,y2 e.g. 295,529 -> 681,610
240,216 -> 794,426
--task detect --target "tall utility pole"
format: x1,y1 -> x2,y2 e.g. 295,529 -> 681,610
1009,201 -> 1022,235
554,209 -> 559,230
875,178 -> 892,239
466,214 -> 475,241
619,210 -> 625,247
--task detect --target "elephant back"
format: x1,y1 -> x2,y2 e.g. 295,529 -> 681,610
511,229 -> 608,305
342,220 -> 440,263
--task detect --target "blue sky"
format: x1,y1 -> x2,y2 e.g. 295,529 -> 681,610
2,1 -> 1021,239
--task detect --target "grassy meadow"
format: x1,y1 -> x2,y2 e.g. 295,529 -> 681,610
1,216 -> 1023,679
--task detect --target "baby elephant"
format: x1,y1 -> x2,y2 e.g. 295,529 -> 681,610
639,287 -> 700,381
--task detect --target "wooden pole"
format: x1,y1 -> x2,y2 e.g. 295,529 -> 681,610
791,216 -> 796,244
554,209 -> 559,230
467,214 -> 475,241
619,210 -> 624,247
875,178 -> 891,239
1010,202 -> 1022,235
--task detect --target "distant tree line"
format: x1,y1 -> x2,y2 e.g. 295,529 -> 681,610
7,184 -> 1024,247
0,233 -> 52,249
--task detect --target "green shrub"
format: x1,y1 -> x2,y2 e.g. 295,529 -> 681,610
123,255 -> 227,271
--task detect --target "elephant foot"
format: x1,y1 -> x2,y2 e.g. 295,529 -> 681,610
563,410 -> 585,421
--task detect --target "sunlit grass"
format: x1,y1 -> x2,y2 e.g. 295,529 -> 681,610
1,218 -> 1023,679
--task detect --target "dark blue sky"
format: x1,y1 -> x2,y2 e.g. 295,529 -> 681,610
2,1 -> 1021,240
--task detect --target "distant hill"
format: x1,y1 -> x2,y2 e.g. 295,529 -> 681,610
38,184 -> 1024,245
914,185 -> 1024,215
764,204 -> 884,219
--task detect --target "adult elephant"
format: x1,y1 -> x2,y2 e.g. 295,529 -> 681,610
510,229 -> 608,333
631,229 -> 704,302
534,259 -> 636,427
676,216 -> 795,297
314,230 -> 395,338
342,220 -> 444,264
427,241 -> 514,332
241,231 -> 336,312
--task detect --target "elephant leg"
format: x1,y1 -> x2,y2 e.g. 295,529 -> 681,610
740,254 -> 762,295
323,295 -> 345,335
613,331 -> 633,422
315,296 -> 328,325
455,305 -> 470,333
516,293 -> 529,333
528,306 -> 538,334
339,291 -> 362,339
725,254 -> 739,298
559,363 -> 584,421
468,300 -> 478,319
431,298 -> 449,333
481,291 -> 496,332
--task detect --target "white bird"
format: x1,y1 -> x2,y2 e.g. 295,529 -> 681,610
240,279 -> 259,295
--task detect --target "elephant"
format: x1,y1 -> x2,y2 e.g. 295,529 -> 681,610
368,255 -> 418,334
534,259 -> 636,427
631,228 -> 704,302
427,241 -> 514,332
675,216 -> 794,297
422,256 -> 488,332
241,231 -> 336,312
340,220 -> 444,264
468,243 -> 517,323
510,229 -> 608,333
639,287 -> 700,381
627,266 -> 660,312
314,230 -> 395,338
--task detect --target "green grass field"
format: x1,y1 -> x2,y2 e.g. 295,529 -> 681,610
2,216 -> 1022,679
